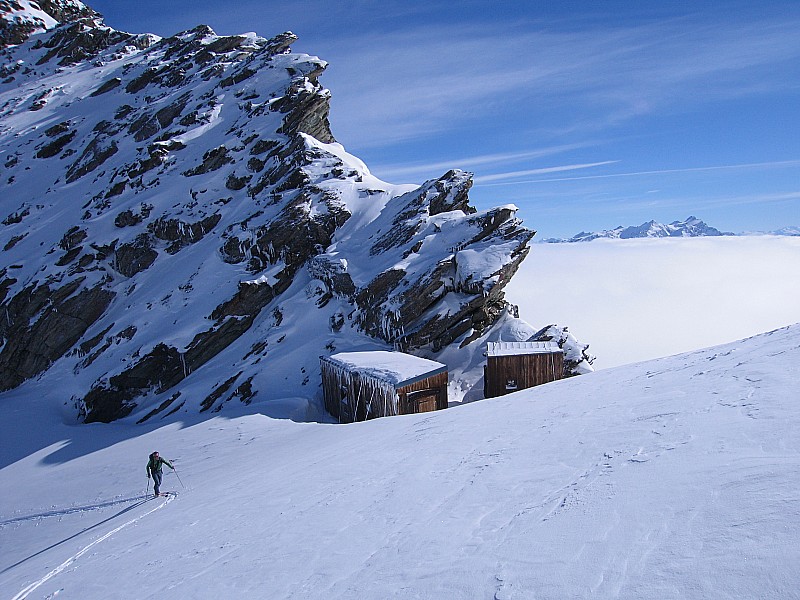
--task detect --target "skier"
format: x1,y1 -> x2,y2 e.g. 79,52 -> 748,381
146,451 -> 174,497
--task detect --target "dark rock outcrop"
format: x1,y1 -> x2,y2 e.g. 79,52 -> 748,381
0,280 -> 114,391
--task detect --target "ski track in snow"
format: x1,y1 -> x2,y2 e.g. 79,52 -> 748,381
8,494 -> 176,600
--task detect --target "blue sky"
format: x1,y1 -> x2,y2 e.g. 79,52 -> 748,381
88,0 -> 800,238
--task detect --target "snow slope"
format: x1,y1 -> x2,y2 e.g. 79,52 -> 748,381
2,324 -> 799,599
507,235 -> 800,368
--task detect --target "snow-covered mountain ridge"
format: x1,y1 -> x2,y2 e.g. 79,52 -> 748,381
2,324 -> 798,598
545,216 -> 734,242
0,2 -> 554,422
746,225 -> 800,237
546,216 -> 800,243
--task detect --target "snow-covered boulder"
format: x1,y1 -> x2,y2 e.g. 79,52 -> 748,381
531,324 -> 595,376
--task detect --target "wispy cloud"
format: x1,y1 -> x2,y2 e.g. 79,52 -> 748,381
321,13 -> 800,149
473,159 -> 800,187
369,142 -> 598,181
473,161 -> 619,184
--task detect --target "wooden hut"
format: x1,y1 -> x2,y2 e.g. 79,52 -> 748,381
321,351 -> 448,423
484,341 -> 563,398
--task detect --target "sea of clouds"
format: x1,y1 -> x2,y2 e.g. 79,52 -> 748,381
507,236 -> 800,369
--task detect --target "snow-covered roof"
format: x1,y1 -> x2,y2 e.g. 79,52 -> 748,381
486,341 -> 562,357
322,351 -> 447,387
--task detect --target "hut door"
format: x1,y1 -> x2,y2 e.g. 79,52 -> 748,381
408,390 -> 438,413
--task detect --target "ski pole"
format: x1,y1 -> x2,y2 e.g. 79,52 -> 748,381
173,464 -> 186,489
146,477 -> 150,498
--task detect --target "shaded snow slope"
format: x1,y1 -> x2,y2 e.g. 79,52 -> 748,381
2,324 -> 799,598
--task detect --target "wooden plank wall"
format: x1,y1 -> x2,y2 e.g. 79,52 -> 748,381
484,352 -> 563,398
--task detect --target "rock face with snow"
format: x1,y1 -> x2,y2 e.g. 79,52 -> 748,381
530,324 -> 595,376
0,0 -> 97,46
547,216 -> 734,242
0,3 -> 535,422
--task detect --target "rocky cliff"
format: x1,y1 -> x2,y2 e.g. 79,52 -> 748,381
0,2 -> 538,422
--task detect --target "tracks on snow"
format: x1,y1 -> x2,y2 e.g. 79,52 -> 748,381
7,493 -> 176,600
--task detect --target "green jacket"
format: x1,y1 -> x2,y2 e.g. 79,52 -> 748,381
146,455 -> 174,476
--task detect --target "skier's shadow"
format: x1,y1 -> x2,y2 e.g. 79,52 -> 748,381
0,496 -> 152,574
0,494 -> 149,526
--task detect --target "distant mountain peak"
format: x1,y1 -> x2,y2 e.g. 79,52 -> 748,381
546,216 -> 735,243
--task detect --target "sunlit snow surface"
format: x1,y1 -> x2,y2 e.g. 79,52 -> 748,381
2,324 -> 799,598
